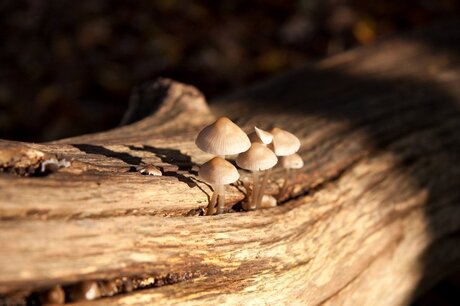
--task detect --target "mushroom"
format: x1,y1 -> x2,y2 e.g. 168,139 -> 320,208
199,157 -> 240,215
267,128 -> 301,199
270,127 -> 301,156
278,153 -> 304,200
248,126 -> 273,145
195,117 -> 251,158
136,164 -> 162,176
250,127 -> 301,206
236,143 -> 278,209
247,127 -> 275,206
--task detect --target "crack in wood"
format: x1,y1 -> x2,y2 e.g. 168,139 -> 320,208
0,271 -> 200,306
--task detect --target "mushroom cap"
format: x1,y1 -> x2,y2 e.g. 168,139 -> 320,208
199,157 -> 240,185
248,127 -> 273,145
280,153 -> 304,169
270,127 -> 301,156
195,117 -> 251,155
236,143 -> 278,171
254,127 -> 273,144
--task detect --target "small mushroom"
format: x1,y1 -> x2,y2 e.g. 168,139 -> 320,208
266,128 -> 301,200
195,117 -> 251,158
270,127 -> 301,156
136,164 -> 162,176
199,157 -> 240,215
248,126 -> 273,145
278,153 -> 304,200
247,127 -> 275,206
236,143 -> 278,209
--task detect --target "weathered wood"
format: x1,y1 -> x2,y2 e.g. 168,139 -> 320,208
1,20 -> 460,305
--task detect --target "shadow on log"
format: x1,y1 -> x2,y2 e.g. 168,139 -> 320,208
0,20 -> 460,305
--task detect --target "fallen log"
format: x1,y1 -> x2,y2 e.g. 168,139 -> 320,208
1,20 -> 460,305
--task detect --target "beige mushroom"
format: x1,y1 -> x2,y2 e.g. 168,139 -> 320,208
278,153 -> 304,200
249,127 -> 301,206
199,157 -> 240,215
195,117 -> 251,158
265,128 -> 301,201
236,143 -> 278,209
136,164 -> 162,176
248,126 -> 273,146
270,127 -> 301,156
247,127 -> 276,207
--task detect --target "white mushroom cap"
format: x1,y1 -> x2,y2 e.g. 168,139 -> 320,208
236,143 -> 278,171
196,117 -> 251,155
280,153 -> 304,169
254,127 -> 273,144
270,127 -> 301,156
248,127 -> 273,145
199,157 -> 240,185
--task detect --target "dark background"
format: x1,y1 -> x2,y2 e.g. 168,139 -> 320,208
1,0 -> 459,142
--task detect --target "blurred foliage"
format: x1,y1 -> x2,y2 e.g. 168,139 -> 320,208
0,0 -> 459,141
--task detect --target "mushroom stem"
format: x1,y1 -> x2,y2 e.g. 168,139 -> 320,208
251,170 -> 260,209
217,184 -> 225,214
256,168 -> 272,208
278,168 -> 291,201
207,186 -> 218,215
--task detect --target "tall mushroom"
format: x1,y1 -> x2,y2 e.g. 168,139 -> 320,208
270,127 -> 301,156
195,117 -> 251,158
269,127 -> 301,201
236,143 -> 278,209
247,127 -> 274,206
199,157 -> 240,215
278,153 -> 304,200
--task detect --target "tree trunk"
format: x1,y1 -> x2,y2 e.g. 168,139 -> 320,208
1,20 -> 460,305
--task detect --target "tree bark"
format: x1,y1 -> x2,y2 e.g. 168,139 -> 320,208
1,20 -> 460,305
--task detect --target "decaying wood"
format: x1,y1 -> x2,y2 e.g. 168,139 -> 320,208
1,20 -> 460,305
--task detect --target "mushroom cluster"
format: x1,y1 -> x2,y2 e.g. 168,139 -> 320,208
195,117 -> 302,215
196,117 -> 250,215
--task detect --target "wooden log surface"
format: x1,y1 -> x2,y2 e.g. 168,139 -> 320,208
1,20 -> 460,305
